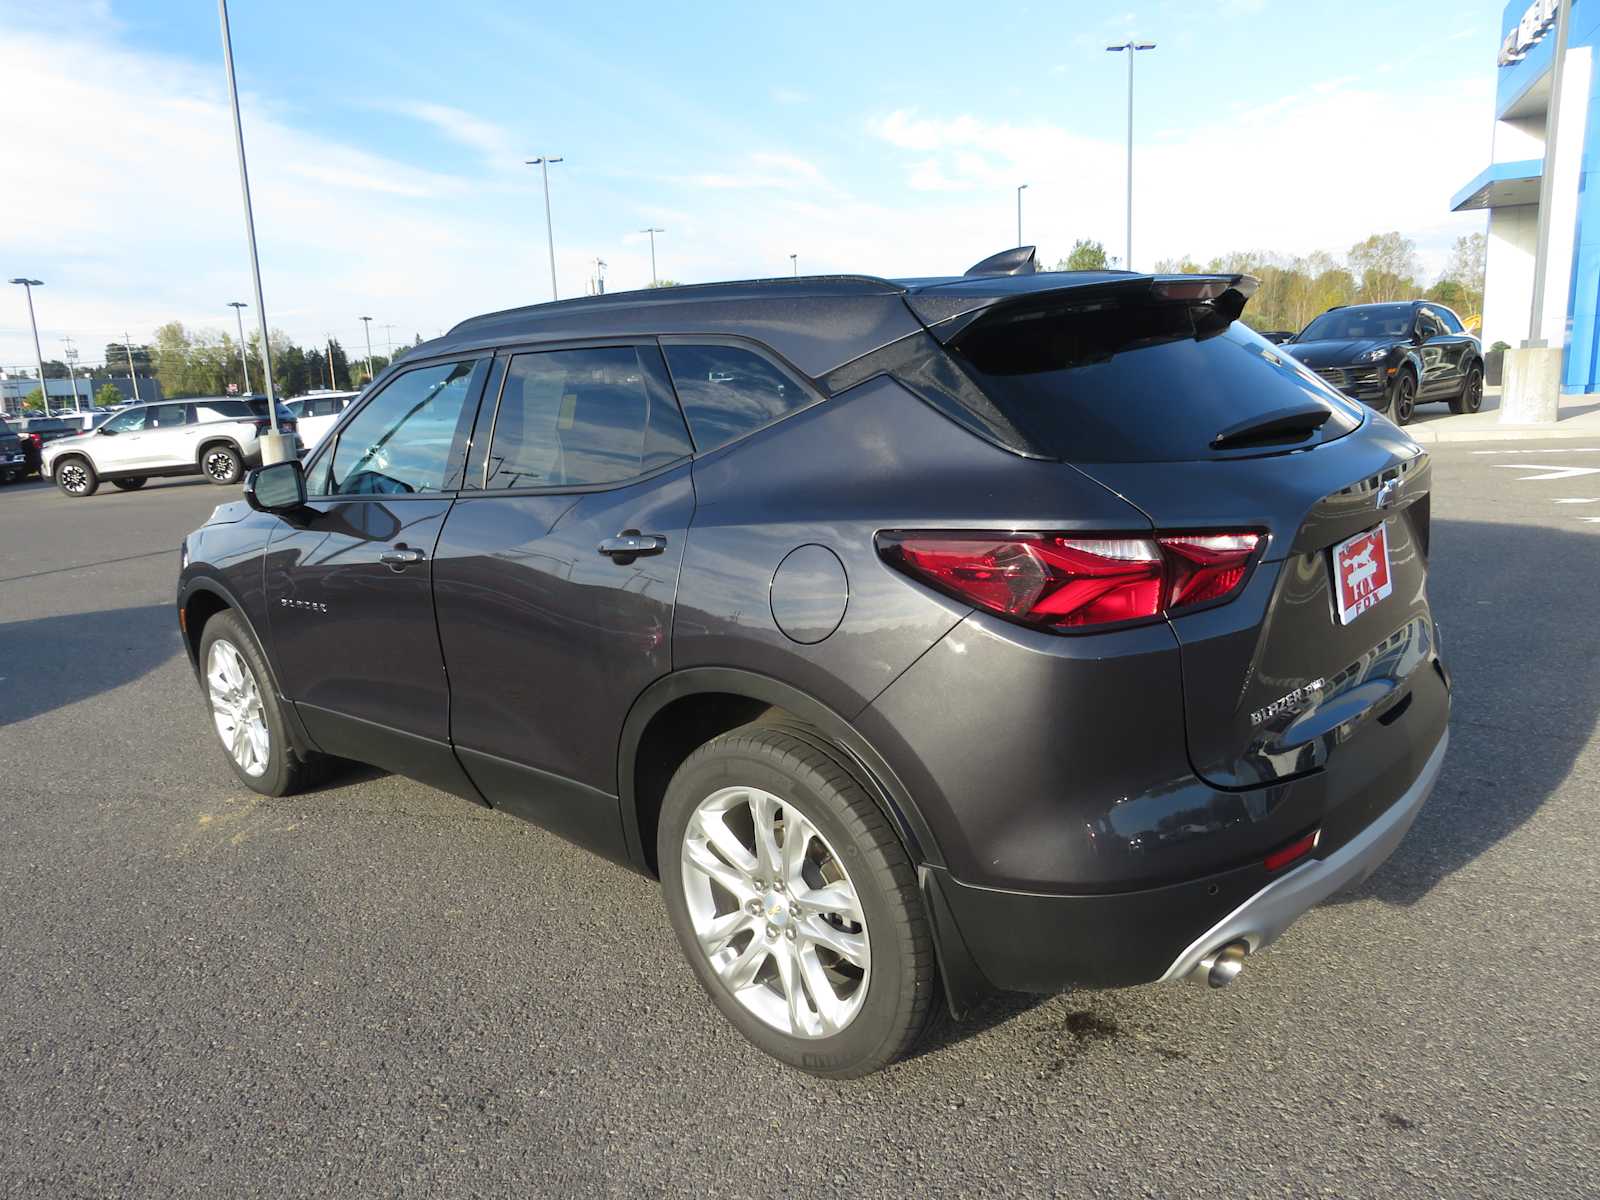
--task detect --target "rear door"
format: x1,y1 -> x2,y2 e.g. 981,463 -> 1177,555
432,343 -> 696,860
263,356 -> 488,794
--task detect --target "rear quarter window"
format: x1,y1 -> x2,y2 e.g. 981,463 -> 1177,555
951,301 -> 1361,463
662,344 -> 811,451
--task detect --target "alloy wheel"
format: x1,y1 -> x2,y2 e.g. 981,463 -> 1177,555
1466,370 -> 1483,413
1394,375 -> 1416,423
205,450 -> 238,482
680,785 -> 871,1039
206,639 -> 270,777
59,463 -> 89,494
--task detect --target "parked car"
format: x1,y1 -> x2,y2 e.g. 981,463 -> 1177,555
285,391 -> 360,450
177,256 -> 1451,1076
42,396 -> 298,497
0,415 -> 25,483
1282,301 -> 1483,425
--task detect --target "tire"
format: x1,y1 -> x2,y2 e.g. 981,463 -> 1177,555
111,477 -> 148,491
658,723 -> 938,1078
1449,364 -> 1484,415
55,456 -> 98,497
1389,370 -> 1418,426
197,608 -> 325,797
200,443 -> 243,485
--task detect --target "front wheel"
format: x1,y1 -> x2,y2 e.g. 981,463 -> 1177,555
111,477 -> 148,491
201,445 -> 243,485
198,609 -> 324,796
1390,371 -> 1418,426
658,723 -> 939,1078
55,457 -> 98,497
1450,364 -> 1484,415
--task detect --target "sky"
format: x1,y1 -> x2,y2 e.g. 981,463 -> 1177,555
0,0 -> 1512,371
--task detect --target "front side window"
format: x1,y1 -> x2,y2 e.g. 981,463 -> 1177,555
324,360 -> 479,495
485,347 -> 692,489
103,408 -> 147,433
1438,308 -> 1465,334
662,344 -> 810,451
1416,311 -> 1445,341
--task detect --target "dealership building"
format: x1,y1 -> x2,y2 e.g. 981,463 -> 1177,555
1453,0 -> 1600,391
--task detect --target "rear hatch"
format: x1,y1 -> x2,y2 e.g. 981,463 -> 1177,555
935,277 -> 1447,804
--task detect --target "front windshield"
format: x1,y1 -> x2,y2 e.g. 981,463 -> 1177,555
1298,305 -> 1413,342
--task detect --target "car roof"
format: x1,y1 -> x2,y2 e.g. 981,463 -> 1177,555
427,268 -> 1155,379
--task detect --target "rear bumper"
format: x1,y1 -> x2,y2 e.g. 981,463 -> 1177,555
925,727 -> 1448,994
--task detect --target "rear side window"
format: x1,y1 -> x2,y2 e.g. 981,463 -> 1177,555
147,403 -> 189,428
951,300 -> 1361,463
662,344 -> 810,451
485,347 -> 692,489
325,360 -> 480,495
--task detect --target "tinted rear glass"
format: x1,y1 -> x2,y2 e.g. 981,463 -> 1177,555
951,300 -> 1362,463
243,399 -> 296,422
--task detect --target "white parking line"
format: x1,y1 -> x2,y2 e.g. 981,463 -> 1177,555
1472,447 -> 1600,455
1553,497 -> 1600,504
1493,464 -> 1600,481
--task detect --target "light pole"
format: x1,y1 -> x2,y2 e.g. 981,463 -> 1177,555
123,330 -> 141,402
640,227 -> 664,286
227,301 -> 251,393
217,0 -> 288,461
359,315 -> 375,384
789,253 -> 798,276
325,336 -> 337,389
1106,39 -> 1156,272
62,336 -> 81,412
381,323 -> 396,356
592,258 -> 607,295
9,278 -> 48,413
1016,183 -> 1029,246
526,156 -> 564,301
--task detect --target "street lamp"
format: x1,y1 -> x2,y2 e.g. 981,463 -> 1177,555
526,155 -> 564,301
217,0 -> 288,461
359,315 -> 375,384
62,337 -> 81,412
1106,39 -> 1156,272
789,253 -> 798,276
123,330 -> 141,402
1016,183 -> 1029,246
640,227 -> 664,286
9,278 -> 48,414
227,301 -> 251,393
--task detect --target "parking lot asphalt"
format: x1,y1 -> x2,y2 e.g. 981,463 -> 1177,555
2,453 -> 1597,1200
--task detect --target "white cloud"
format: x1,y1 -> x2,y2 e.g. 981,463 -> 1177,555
378,101 -> 523,166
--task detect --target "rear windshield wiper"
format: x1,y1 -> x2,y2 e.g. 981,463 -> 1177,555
1210,404 -> 1332,451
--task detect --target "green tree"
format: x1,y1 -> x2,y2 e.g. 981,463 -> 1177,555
648,279 -> 680,289
94,383 -> 123,408
1348,232 -> 1421,302
1152,255 -> 1202,274
21,388 -> 45,411
1058,239 -> 1110,271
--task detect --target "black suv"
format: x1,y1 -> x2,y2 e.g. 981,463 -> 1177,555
177,254 -> 1451,1076
1285,301 -> 1483,425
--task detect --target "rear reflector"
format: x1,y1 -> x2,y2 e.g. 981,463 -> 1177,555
1264,829 -> 1320,872
878,530 -> 1260,632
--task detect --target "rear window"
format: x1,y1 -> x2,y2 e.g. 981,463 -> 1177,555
950,299 -> 1362,463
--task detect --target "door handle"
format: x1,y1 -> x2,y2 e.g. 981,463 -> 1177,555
379,546 -> 426,568
598,531 -> 668,562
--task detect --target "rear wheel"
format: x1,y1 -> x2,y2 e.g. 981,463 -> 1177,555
111,477 -> 148,491
55,456 -> 98,497
1390,370 -> 1417,426
201,444 -> 243,485
1449,364 -> 1484,415
658,723 -> 938,1078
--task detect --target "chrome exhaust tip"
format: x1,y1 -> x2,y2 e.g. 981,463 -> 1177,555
1196,941 -> 1249,988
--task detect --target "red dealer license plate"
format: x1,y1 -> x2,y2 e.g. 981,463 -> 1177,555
1332,524 -> 1393,626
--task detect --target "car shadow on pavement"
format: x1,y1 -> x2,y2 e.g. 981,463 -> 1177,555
0,604 -> 179,727
1332,517 -> 1598,908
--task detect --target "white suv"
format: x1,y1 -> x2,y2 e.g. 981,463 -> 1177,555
43,397 -> 299,497
285,390 -> 360,450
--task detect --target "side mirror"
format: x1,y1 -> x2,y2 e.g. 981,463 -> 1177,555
244,459 -> 307,513
98,425 -> 115,435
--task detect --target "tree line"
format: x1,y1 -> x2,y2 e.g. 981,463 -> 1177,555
1052,232 -> 1487,335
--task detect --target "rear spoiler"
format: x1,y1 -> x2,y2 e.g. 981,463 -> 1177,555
907,273 -> 1260,343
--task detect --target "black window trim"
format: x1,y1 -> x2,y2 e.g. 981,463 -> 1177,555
303,352 -> 491,501
456,337 -> 695,499
655,333 -> 829,458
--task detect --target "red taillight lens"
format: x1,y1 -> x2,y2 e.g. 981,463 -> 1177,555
878,530 -> 1261,631
1264,828 -> 1320,872
26,433 -> 42,447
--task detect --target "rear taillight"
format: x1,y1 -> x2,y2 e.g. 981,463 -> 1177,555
26,433 -> 42,447
877,530 -> 1261,632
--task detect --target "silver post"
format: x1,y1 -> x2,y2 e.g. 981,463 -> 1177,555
10,279 -> 48,413
124,331 -> 141,403
228,301 -> 251,392
1016,183 -> 1028,245
1528,0 -> 1571,346
790,253 -> 798,276
217,0 -> 287,461
527,156 -> 564,300
1107,40 -> 1156,272
326,336 -> 336,389
63,337 -> 81,412
359,315 -> 374,383
641,227 -> 663,286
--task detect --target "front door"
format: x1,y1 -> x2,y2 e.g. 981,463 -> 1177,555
264,356 -> 489,795
90,405 -> 152,470
1414,308 -> 1465,399
432,344 -> 697,860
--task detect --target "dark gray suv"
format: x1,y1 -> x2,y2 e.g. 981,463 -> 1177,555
176,251 -> 1450,1076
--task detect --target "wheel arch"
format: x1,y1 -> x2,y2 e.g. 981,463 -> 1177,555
617,667 -> 945,880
